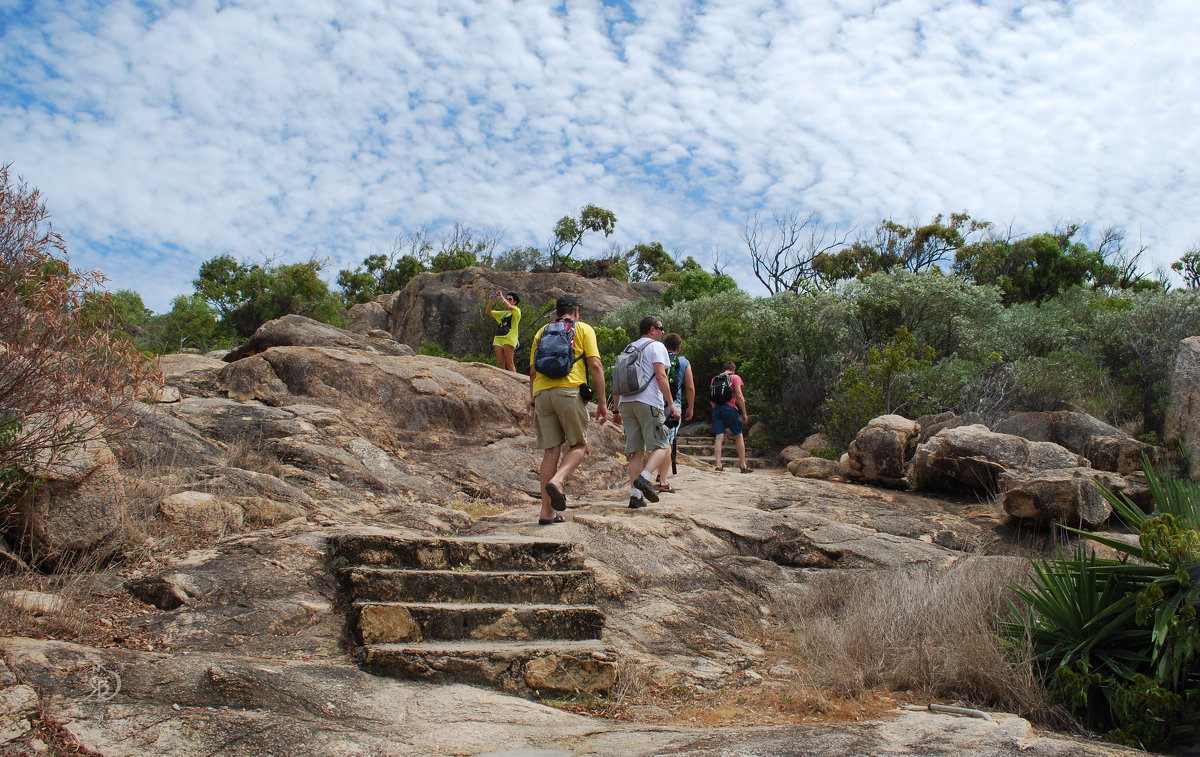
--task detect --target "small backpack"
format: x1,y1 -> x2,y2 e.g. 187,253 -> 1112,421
709,373 -> 734,403
666,354 -> 682,397
496,311 -> 513,336
612,340 -> 653,396
533,319 -> 580,378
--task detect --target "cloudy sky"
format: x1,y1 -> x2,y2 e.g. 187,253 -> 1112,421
2,0 -> 1197,312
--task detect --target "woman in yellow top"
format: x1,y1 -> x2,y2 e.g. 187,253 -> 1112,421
486,291 -> 521,372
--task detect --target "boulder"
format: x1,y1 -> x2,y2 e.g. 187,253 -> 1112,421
915,412 -> 982,442
788,457 -> 841,480
780,433 -> 831,464
223,314 -> 415,363
3,418 -> 127,567
992,411 -> 1156,474
908,424 -> 1084,495
1167,336 -> 1200,479
386,268 -> 666,357
160,491 -> 245,536
212,348 -> 528,451
346,298 -> 390,334
844,415 -> 921,488
0,590 -> 70,616
999,468 -> 1147,528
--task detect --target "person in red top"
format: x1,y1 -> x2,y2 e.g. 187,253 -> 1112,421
710,361 -> 749,473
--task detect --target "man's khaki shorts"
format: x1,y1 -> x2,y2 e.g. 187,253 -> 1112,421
534,386 -> 589,449
621,400 -> 668,454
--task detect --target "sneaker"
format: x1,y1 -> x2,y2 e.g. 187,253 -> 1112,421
628,495 -> 647,509
633,473 -> 660,503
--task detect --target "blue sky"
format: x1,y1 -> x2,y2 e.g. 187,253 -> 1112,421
2,0 -> 1197,312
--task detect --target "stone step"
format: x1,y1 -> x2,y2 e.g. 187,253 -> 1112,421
352,601 -> 605,644
343,567 -> 596,605
672,452 -> 775,469
328,533 -> 583,571
359,639 -> 617,696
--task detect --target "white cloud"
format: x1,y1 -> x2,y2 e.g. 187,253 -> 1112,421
1,0 -> 1198,311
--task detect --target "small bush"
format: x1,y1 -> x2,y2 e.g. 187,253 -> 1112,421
0,164 -> 156,518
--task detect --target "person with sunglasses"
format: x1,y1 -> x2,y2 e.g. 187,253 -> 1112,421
486,290 -> 521,372
612,316 -> 680,508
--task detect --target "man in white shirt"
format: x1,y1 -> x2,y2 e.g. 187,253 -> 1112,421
612,316 -> 680,508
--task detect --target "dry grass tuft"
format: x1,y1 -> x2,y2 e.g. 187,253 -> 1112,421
226,436 -> 286,478
443,492 -> 512,518
774,557 -> 1048,717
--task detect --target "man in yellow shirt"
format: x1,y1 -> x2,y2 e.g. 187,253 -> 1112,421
528,295 -> 608,525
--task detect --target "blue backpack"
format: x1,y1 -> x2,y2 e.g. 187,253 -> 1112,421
533,319 -> 581,378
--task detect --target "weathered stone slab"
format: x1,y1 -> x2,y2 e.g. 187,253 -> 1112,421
328,533 -> 584,572
360,640 -> 616,695
353,601 -> 605,644
343,567 -> 596,605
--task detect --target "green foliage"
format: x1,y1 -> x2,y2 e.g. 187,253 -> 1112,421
820,327 -> 935,450
419,341 -> 455,359
816,212 -> 989,281
1172,247 -> 1200,289
843,271 -> 1004,360
492,245 -> 548,272
1004,459 -> 1200,750
337,253 -> 425,304
954,226 -> 1112,305
193,254 -> 345,337
549,204 -> 617,271
660,262 -> 738,307
1007,349 -> 1109,414
430,246 -> 478,273
155,294 -> 236,354
738,291 -> 849,442
626,242 -> 677,282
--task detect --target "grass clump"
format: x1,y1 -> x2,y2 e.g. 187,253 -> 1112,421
778,557 -> 1046,716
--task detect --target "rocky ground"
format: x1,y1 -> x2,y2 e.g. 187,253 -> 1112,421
0,319 -> 1152,756
1,464 -> 1144,756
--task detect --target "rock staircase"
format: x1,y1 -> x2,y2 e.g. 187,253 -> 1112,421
674,430 -> 774,470
328,532 -> 617,698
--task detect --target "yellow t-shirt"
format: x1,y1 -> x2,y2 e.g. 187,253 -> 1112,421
530,319 -> 599,393
490,306 -> 520,347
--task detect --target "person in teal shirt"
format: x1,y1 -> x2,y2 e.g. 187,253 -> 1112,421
486,291 -> 521,372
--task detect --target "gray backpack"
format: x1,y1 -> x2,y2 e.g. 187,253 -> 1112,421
612,340 -> 653,396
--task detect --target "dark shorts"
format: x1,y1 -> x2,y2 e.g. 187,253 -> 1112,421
712,404 -> 743,436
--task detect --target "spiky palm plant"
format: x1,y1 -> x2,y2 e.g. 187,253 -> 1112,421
1003,457 -> 1199,751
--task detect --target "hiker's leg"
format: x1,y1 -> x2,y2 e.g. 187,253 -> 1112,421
735,433 -> 747,469
553,442 -> 588,486
539,446 -> 562,521
627,450 -> 646,488
656,447 -> 671,483
500,344 -> 516,372
644,446 -> 669,479
713,433 -> 724,469
493,344 -> 506,369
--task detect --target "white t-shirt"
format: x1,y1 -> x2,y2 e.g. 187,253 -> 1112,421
620,337 -> 669,408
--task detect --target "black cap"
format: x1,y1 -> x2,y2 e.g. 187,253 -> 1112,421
556,294 -> 580,310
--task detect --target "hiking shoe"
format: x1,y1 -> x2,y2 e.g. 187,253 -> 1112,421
633,473 -> 660,503
628,495 -> 647,509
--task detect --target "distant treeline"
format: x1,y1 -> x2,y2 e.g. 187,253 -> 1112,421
86,207 -> 1200,450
